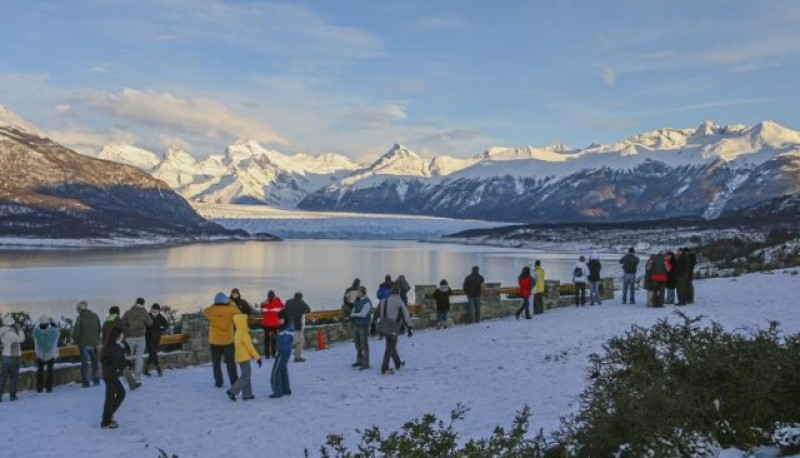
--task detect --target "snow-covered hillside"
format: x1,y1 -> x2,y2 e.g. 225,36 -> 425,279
197,203 -> 506,239
3,270 -> 798,457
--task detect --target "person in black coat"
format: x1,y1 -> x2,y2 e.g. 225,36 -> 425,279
101,327 -> 127,429
230,288 -> 254,315
462,266 -> 485,323
144,304 -> 169,377
432,279 -> 452,329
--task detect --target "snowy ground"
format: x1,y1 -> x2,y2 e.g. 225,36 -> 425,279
3,270 -> 799,457
196,203 -> 507,239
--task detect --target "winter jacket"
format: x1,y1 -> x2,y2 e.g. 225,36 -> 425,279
433,286 -> 452,312
73,309 -> 101,347
650,254 -> 668,282
378,294 -> 411,330
587,259 -> 602,282
33,323 -> 60,361
666,256 -> 677,288
463,269 -> 485,298
0,325 -> 25,357
349,296 -> 372,328
233,314 -> 260,363
146,313 -> 169,346
232,297 -> 254,315
534,267 -> 546,294
676,253 -> 693,279
102,315 -> 121,347
376,281 -> 393,300
101,342 -> 126,379
397,276 -> 411,304
572,262 -> 589,284
619,253 -> 640,275
276,323 -> 294,355
260,297 -> 284,328
518,276 -> 533,298
121,305 -> 153,338
203,301 -> 239,346
285,298 -> 311,331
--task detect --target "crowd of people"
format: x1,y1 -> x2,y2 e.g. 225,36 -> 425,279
0,253 -> 698,429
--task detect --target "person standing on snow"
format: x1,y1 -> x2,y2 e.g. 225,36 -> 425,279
515,266 -> 533,320
226,314 -> 261,401
230,288 -> 254,315
649,251 -> 669,307
572,256 -> 589,306
587,253 -> 603,305
100,327 -> 127,429
73,300 -> 102,387
0,315 -> 25,402
463,266 -> 485,323
377,284 -> 412,375
121,298 -> 153,380
342,278 -> 362,318
204,292 -> 239,388
432,279 -> 453,328
102,306 -> 139,391
533,260 -> 546,315
270,310 -> 293,398
144,304 -> 169,377
349,286 -> 372,370
619,248 -> 639,305
284,292 -> 311,363
33,315 -> 60,393
260,290 -> 284,359
665,251 -> 677,305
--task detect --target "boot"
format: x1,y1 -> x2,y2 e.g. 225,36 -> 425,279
156,365 -> 163,377
143,363 -> 151,377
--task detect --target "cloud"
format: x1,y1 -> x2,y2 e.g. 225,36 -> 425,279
602,68 -> 617,86
157,134 -> 192,151
415,16 -> 469,30
84,88 -> 288,144
49,126 -> 136,154
338,101 -> 409,130
417,128 -> 483,145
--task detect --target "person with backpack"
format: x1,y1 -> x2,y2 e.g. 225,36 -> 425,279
73,300 -> 102,387
619,248 -> 640,304
533,260 -> 546,315
373,276 -> 394,337
121,298 -> 153,380
100,327 -> 127,429
349,286 -> 372,370
144,304 -> 169,377
284,292 -> 311,363
515,266 -> 533,320
572,256 -> 589,306
462,266 -> 485,324
260,290 -> 284,359
587,253 -> 603,306
203,292 -> 239,388
377,284 -> 412,375
230,288 -> 254,315
270,310 -> 293,398
0,315 -> 25,402
432,279 -> 452,329
33,315 -> 60,393
226,314 -> 261,402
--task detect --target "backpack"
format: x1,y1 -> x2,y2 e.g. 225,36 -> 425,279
378,299 -> 401,337
573,266 -> 583,278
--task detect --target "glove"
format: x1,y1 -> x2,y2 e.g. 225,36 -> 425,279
257,358 -> 262,368
407,327 -> 414,338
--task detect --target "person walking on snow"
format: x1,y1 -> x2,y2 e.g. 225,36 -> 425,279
533,260 -> 546,315
0,315 -> 25,402
433,279 -> 452,328
270,310 -> 293,398
226,314 -> 261,401
285,292 -> 311,362
102,306 -> 140,391
74,300 -> 102,387
204,292 -> 239,388
619,248 -> 639,305
144,304 -> 168,377
587,253 -> 603,305
463,266 -> 485,323
33,315 -> 60,393
572,257 -> 589,306
121,298 -> 153,380
515,266 -> 533,320
260,290 -> 283,359
377,284 -> 412,375
100,327 -> 127,429
349,286 -> 372,370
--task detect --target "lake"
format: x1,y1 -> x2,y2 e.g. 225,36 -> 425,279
0,240 -> 624,320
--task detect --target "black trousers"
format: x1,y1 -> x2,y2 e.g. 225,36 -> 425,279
263,326 -> 279,357
381,334 -> 401,373
533,293 -> 545,314
36,359 -> 55,393
102,376 -> 126,426
574,282 -> 586,306
210,344 -> 237,387
145,338 -> 160,369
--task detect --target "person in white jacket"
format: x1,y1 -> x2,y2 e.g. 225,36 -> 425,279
0,315 -> 26,402
33,315 -> 61,393
572,256 -> 590,306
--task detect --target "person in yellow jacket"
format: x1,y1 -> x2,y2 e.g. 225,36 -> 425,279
226,314 -> 261,401
203,292 -> 239,388
533,260 -> 546,315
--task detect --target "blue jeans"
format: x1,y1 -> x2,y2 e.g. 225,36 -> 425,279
588,281 -> 602,305
666,288 -> 675,304
622,274 -> 636,304
229,362 -> 253,398
436,311 -> 448,323
467,297 -> 481,323
80,346 -> 100,386
271,352 -> 291,397
0,356 -> 21,400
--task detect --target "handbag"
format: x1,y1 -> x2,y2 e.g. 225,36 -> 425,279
378,299 -> 401,337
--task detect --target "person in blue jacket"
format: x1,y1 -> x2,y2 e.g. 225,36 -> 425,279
33,315 -> 61,393
270,309 -> 294,399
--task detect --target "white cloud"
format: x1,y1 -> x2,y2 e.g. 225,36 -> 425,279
49,126 -> 136,154
84,88 -> 288,145
157,134 -> 192,151
602,68 -> 617,86
338,102 -> 409,130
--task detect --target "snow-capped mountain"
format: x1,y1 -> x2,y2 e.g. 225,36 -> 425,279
299,121 -> 800,223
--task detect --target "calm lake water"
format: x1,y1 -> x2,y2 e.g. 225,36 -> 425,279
0,240 -> 624,319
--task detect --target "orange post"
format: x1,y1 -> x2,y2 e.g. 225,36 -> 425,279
317,328 -> 327,350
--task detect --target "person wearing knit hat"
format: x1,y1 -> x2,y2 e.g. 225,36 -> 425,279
1,315 -> 25,401
33,315 -> 60,393
73,301 -> 102,387
203,292 -> 239,388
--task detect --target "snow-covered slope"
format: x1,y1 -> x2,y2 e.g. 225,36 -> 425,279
0,104 -> 44,136
97,144 -> 162,170
3,270 -> 798,458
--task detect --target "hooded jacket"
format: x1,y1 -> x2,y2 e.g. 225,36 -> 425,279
587,256 -> 602,282
260,297 -> 284,328
433,285 -> 452,312
33,323 -> 60,361
518,275 -> 533,298
121,305 -> 153,338
73,308 -> 101,347
203,300 -> 239,346
572,262 -> 589,283
233,314 -> 261,363
619,253 -> 640,275
463,268 -> 485,298
0,325 -> 25,357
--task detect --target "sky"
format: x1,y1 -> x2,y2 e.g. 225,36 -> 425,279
1,0 -> 799,161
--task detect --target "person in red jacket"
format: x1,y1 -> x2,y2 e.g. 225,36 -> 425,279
515,266 -> 534,320
260,290 -> 284,359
